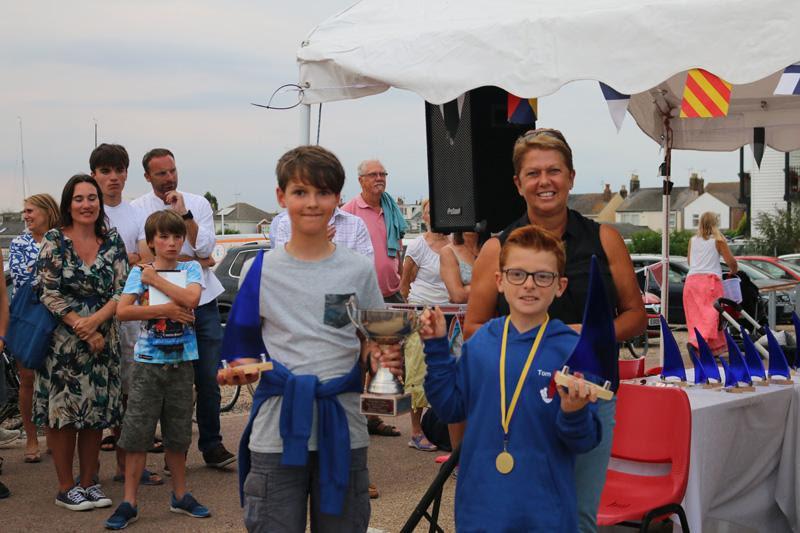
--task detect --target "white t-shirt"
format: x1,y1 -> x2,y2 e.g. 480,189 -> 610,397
406,236 -> 450,305
105,201 -> 146,255
688,235 -> 723,278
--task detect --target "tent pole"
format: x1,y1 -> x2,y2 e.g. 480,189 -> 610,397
299,103 -> 311,145
659,115 -> 674,368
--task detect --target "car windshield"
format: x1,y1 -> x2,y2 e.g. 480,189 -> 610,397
778,259 -> 800,275
735,262 -> 769,280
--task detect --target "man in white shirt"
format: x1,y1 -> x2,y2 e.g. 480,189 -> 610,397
90,143 -> 166,483
269,207 -> 374,257
132,148 -> 235,469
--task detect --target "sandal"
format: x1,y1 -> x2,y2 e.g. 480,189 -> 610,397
112,468 -> 164,486
23,450 -> 41,463
367,417 -> 401,437
100,435 -> 117,452
148,438 -> 164,454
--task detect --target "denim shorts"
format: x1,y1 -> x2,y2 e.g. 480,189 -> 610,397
118,361 -> 194,452
243,447 -> 370,533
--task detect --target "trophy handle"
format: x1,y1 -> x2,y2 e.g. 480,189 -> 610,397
346,295 -> 370,338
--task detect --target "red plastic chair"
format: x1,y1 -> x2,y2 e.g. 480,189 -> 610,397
597,383 -> 692,532
618,357 -> 646,380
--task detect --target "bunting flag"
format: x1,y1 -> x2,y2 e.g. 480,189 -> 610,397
564,255 -> 617,386
659,315 -> 686,381
600,82 -> 630,132
725,331 -> 752,385
765,328 -> 792,380
791,311 -> 800,368
695,328 -> 722,382
687,345 -> 707,384
679,68 -> 733,118
740,326 -> 767,381
752,127 -> 765,169
773,63 -> 800,95
507,93 -> 538,125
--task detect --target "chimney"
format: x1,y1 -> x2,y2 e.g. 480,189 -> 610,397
698,178 -> 705,194
629,174 -> 640,194
689,172 -> 699,192
602,183 -> 612,202
619,185 -> 628,199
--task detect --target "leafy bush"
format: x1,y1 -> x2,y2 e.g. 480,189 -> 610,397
669,230 -> 693,257
630,230 -> 661,254
754,209 -> 800,256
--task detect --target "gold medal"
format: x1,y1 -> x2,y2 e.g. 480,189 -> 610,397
496,451 -> 514,474
498,316 -> 549,478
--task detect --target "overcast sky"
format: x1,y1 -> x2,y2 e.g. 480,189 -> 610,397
0,0 -> 751,213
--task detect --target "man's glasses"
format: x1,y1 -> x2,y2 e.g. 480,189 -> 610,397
502,269 -> 559,287
361,171 -> 388,179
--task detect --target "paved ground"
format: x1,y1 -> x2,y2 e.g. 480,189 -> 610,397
0,328 -> 718,532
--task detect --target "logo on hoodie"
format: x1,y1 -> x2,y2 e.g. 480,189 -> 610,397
539,386 -> 553,404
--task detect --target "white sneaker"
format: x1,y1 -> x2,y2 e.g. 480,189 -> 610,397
0,428 -> 20,448
55,486 -> 94,511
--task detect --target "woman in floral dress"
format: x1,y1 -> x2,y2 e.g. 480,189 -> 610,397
35,174 -> 128,511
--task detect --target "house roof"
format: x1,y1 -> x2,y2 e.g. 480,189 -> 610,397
704,182 -> 744,208
616,186 -> 698,213
567,193 -> 611,216
603,222 -> 652,238
0,221 -> 27,249
215,202 -> 274,222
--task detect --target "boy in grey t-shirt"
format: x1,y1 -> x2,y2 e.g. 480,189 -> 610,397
220,146 -> 402,532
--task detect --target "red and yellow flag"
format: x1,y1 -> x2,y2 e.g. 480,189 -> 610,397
680,69 -> 732,118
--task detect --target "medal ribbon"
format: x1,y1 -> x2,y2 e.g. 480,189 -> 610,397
500,315 -> 549,436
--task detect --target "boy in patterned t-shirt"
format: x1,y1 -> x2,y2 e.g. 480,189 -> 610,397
106,210 -> 209,529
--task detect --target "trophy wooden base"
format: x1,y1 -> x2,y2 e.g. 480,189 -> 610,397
360,392 -> 412,416
768,376 -> 794,385
661,379 -> 690,387
237,361 -> 273,376
751,379 -> 769,386
554,371 -> 614,401
724,385 -> 756,393
703,382 -> 723,389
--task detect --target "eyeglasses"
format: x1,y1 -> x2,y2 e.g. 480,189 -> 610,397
502,269 -> 559,287
361,171 -> 388,179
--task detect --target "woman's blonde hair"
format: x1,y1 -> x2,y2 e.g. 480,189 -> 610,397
512,128 -> 574,175
697,212 -> 724,241
24,193 -> 60,231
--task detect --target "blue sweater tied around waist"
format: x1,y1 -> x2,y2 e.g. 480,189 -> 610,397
238,360 -> 362,515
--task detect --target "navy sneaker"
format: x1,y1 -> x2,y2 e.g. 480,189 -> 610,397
55,486 -> 94,511
105,501 -> 138,530
84,484 -> 112,508
170,492 -> 210,518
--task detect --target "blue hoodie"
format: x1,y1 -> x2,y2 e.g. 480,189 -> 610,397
423,317 -> 601,532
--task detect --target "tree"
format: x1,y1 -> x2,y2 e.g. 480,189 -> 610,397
754,208 -> 800,255
204,191 -> 219,213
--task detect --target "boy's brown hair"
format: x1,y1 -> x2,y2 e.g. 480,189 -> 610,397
144,210 -> 186,254
275,145 -> 345,193
499,225 -> 566,276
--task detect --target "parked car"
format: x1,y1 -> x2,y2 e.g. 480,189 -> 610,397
630,254 -> 794,324
738,256 -> 800,282
778,253 -> 800,269
215,243 -> 270,325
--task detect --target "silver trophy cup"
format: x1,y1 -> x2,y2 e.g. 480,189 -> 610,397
346,297 -> 419,414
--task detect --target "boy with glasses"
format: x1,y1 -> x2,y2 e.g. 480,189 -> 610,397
419,225 -> 601,531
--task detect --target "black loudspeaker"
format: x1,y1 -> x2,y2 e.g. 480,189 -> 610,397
425,86 -> 532,234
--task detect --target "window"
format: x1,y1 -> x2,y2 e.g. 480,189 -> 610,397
229,250 -> 260,278
692,214 -> 699,227
669,212 -> 677,229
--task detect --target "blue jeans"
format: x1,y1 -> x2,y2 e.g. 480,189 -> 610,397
193,300 -> 224,453
575,397 -> 616,533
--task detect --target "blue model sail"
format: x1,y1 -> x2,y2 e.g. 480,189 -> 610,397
766,327 -> 792,380
564,255 -> 617,387
740,326 -> 767,381
695,329 -> 722,383
219,249 -> 269,362
659,315 -> 686,381
725,330 -> 752,385
791,312 -> 800,369
719,356 -> 736,388
688,345 -> 707,384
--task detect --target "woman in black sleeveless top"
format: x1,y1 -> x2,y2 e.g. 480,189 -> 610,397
463,128 -> 645,533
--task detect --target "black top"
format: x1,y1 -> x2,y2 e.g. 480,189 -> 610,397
496,209 -> 618,329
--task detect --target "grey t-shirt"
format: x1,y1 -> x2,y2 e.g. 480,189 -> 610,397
248,245 -> 384,453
